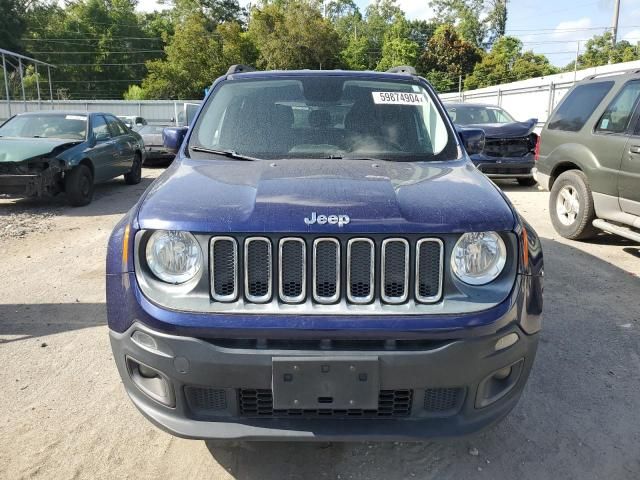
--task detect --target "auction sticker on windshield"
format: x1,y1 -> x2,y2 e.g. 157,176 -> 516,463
372,92 -> 424,105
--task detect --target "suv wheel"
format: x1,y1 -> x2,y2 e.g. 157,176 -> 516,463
549,170 -> 597,240
64,164 -> 94,207
124,153 -> 142,185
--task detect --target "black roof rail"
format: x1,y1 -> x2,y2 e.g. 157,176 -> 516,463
586,68 -> 640,80
387,66 -> 417,75
227,64 -> 257,75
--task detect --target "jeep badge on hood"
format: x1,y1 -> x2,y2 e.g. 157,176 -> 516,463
304,212 -> 351,227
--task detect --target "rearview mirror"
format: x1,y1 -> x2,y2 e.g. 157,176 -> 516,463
163,127 -> 188,153
457,127 -> 485,155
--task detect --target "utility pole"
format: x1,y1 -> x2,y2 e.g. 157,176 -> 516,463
612,0 -> 621,46
574,41 -> 580,83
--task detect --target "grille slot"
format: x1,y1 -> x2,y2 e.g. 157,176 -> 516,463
381,239 -> 409,304
279,238 -> 306,303
244,237 -> 272,303
415,239 -> 444,303
347,239 -> 375,304
239,389 -> 413,417
210,237 -> 238,302
313,238 -> 340,304
423,387 -> 464,414
185,386 -> 228,416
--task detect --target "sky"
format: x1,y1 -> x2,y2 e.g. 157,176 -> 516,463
135,0 -> 640,67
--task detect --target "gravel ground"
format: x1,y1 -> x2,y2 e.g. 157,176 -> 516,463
0,171 -> 639,480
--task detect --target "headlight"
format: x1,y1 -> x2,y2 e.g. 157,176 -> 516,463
451,232 -> 507,285
145,230 -> 202,284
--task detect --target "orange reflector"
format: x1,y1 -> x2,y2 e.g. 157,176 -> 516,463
122,224 -> 131,268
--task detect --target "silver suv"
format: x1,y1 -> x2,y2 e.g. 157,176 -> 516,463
535,70 -> 640,242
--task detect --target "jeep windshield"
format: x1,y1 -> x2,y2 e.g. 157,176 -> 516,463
0,113 -> 87,140
190,76 -> 457,162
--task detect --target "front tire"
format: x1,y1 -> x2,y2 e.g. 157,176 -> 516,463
65,164 -> 94,207
124,153 -> 142,185
549,170 -> 597,240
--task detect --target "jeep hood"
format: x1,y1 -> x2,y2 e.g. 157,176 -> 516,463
137,158 -> 516,233
0,137 -> 82,163
461,119 -> 537,139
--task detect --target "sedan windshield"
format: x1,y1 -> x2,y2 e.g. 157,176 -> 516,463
446,105 -> 515,125
0,114 -> 87,140
191,76 -> 455,161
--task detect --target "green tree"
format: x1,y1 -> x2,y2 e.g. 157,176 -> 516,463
160,0 -> 245,24
362,0 -> 404,69
429,0 -> 509,48
141,16 -> 255,99
248,1 -> 342,70
464,36 -> 556,89
22,0 -> 161,99
0,0 -> 26,54
485,0 -> 508,46
123,84 -> 147,100
574,32 -> 640,68
418,24 -> 482,92
429,0 -> 485,48
376,17 -> 420,71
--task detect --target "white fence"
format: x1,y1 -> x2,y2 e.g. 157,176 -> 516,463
440,60 -> 640,125
0,99 -> 202,123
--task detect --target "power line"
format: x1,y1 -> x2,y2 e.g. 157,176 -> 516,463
56,63 -> 149,66
30,50 -> 164,54
22,37 -> 164,41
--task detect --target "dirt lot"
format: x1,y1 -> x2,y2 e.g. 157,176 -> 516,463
1,170 -> 639,480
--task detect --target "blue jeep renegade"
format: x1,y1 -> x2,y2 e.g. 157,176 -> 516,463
106,66 -> 543,441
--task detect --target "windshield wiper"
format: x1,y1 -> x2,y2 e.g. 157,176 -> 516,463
325,155 -> 390,162
190,146 -> 261,162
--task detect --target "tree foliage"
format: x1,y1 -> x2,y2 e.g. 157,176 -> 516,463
142,16 -> 256,99
429,0 -> 508,48
574,32 -> 640,69
248,1 -> 342,70
418,24 -> 483,92
465,36 -> 557,89
11,0 -> 635,101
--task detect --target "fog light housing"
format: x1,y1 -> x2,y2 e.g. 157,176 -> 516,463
475,359 -> 524,409
126,357 -> 175,407
493,366 -> 512,380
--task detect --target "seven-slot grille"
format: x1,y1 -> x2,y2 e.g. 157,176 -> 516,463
209,236 -> 444,305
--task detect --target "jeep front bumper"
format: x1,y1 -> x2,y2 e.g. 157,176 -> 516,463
110,321 -> 538,441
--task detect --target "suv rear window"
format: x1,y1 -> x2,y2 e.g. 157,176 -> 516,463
547,81 -> 614,132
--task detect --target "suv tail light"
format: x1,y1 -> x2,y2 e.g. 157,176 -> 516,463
534,135 -> 541,162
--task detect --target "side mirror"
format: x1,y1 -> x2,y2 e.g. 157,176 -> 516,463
458,127 -> 485,155
95,132 -> 110,142
163,126 -> 188,153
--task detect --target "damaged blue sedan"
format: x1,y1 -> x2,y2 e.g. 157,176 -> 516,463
0,111 -> 144,206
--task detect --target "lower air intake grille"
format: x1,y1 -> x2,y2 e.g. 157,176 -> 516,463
239,389 -> 413,418
423,387 -> 464,414
185,386 -> 228,415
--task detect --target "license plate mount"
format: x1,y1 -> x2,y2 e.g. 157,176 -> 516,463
272,356 -> 380,410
